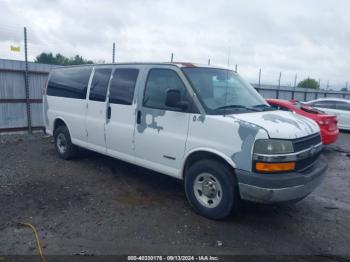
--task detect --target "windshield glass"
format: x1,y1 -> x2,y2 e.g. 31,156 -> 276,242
182,67 -> 268,114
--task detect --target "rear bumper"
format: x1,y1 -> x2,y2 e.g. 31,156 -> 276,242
321,128 -> 339,145
236,157 -> 328,203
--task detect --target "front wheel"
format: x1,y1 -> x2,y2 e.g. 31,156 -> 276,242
184,159 -> 239,220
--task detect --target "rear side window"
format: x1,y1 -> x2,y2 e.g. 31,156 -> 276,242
312,101 -> 336,109
89,68 -> 112,102
335,101 -> 350,111
47,67 -> 92,99
109,69 -> 139,105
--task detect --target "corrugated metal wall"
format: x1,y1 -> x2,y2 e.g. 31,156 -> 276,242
0,59 -> 349,133
0,59 -> 56,132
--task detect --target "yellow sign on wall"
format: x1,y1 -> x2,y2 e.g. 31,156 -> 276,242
10,45 -> 21,52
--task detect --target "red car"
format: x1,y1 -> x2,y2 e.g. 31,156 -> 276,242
266,99 -> 339,145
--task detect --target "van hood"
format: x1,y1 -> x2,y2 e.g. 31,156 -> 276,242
232,110 -> 320,139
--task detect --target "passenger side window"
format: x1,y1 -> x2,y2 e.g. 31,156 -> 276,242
143,69 -> 189,111
47,67 -> 92,99
109,69 -> 139,105
89,68 -> 112,102
335,101 -> 350,111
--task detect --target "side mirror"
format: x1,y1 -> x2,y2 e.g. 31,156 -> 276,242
165,89 -> 188,110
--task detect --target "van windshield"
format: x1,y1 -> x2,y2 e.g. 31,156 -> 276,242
182,67 -> 269,114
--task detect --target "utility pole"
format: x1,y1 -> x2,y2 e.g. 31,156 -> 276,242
346,81 -> 348,90
112,42 -> 115,63
278,72 -> 282,88
292,74 -> 297,100
170,53 -> 174,62
258,68 -> 261,88
24,27 -> 32,134
277,72 -> 282,99
235,64 -> 238,73
208,59 -> 210,65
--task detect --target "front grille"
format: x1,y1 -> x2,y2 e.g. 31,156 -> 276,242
295,152 -> 320,172
293,133 -> 321,152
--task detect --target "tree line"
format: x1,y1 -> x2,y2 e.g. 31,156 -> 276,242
35,52 -> 93,66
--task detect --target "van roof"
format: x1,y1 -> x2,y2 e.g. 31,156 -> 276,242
52,62 -> 229,70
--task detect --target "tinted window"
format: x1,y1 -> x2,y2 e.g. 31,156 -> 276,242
313,101 -> 336,109
89,68 -> 112,102
279,106 -> 290,111
143,69 -> 188,110
47,67 -> 92,99
269,105 -> 279,110
109,69 -> 139,105
335,101 -> 350,111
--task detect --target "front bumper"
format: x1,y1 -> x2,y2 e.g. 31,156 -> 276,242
236,157 -> 328,203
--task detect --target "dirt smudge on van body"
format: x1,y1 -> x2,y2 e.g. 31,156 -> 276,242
136,108 -> 166,133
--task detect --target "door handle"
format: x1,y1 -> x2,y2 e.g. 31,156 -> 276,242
136,110 -> 141,124
107,106 -> 111,119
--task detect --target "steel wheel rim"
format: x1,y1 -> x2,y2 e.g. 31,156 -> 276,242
193,172 -> 222,208
57,133 -> 67,154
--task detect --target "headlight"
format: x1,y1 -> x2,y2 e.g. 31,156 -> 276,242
254,139 -> 294,154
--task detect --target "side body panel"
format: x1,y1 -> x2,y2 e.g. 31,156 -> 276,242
105,65 -> 146,162
46,96 -> 88,146
133,65 -> 192,178
339,109 -> 350,130
185,114 -> 269,174
315,107 -> 350,130
84,67 -> 110,153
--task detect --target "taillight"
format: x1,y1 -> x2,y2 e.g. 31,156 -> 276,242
318,117 -> 338,131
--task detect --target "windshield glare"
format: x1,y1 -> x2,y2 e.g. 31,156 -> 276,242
182,67 -> 267,114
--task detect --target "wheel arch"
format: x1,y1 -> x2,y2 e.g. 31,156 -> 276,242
53,117 -> 69,134
181,148 -> 237,179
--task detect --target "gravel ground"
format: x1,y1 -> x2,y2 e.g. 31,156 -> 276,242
0,131 -> 350,258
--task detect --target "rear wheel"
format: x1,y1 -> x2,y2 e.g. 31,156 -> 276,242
184,159 -> 239,220
54,126 -> 77,160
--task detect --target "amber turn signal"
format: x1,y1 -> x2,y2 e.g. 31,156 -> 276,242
255,162 -> 295,172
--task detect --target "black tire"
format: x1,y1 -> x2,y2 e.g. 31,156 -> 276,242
184,159 -> 239,220
53,126 -> 77,160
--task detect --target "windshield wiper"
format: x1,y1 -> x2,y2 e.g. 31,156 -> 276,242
252,104 -> 275,111
214,105 -> 260,112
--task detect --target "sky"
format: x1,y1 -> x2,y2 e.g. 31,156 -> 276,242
0,0 -> 349,89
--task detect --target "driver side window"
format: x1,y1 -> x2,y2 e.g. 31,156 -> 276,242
143,69 -> 190,111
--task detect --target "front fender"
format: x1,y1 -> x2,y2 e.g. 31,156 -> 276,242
180,147 -> 237,179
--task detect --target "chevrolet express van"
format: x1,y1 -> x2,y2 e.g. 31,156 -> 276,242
43,63 -> 327,219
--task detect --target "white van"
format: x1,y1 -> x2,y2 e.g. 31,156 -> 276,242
43,63 -> 327,219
